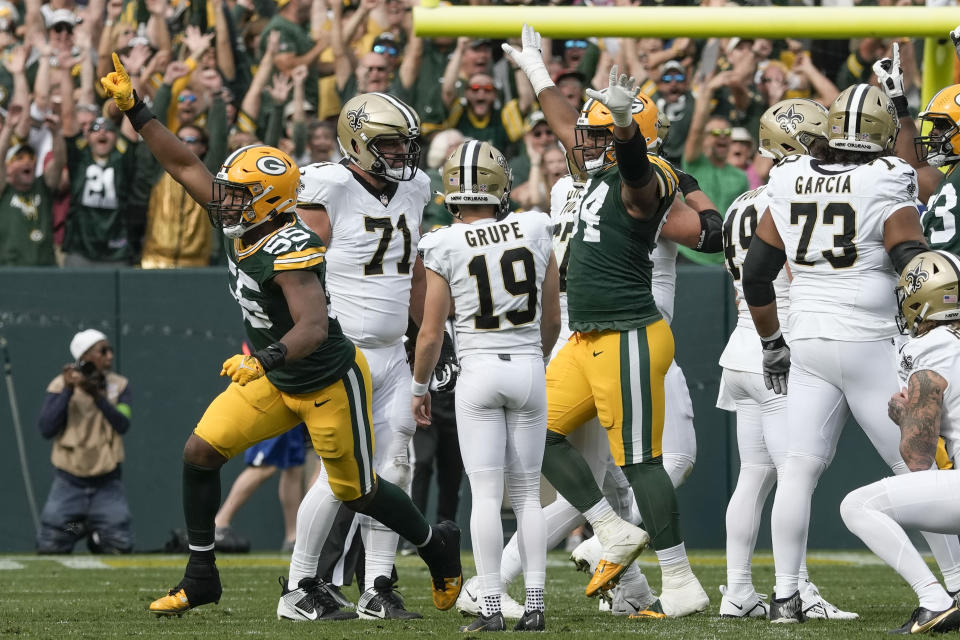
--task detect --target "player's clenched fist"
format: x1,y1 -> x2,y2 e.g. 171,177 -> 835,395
220,354 -> 265,385
100,52 -> 135,111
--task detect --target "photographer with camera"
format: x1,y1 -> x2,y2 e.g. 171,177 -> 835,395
35,329 -> 133,554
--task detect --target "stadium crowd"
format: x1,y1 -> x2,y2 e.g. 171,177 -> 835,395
0,0 -> 927,267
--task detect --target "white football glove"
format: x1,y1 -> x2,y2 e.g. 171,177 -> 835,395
760,330 -> 790,396
585,65 -> 637,129
872,42 -> 905,100
501,24 -> 554,95
951,25 -> 960,63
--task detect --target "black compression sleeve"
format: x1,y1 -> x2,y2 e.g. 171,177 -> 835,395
253,341 -> 288,372
614,129 -> 653,189
676,169 -> 701,196
743,236 -> 787,307
695,209 -> 723,252
889,240 -> 928,273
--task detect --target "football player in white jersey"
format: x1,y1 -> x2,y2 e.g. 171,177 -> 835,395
841,250 -> 960,634
291,92 -> 458,619
741,84 -> 960,623
412,140 -> 562,632
718,98 -> 856,620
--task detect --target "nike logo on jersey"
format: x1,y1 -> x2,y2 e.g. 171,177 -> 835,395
314,399 -> 330,408
593,351 -> 603,357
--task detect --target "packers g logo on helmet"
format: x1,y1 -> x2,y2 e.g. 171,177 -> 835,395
915,84 -> 960,168
337,92 -> 421,182
759,99 -> 828,160
208,144 -> 299,239
441,140 -> 512,219
572,90 -> 659,176
826,84 -> 898,153
896,250 -> 960,337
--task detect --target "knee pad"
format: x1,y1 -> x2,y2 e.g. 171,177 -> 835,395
662,454 -> 696,488
378,456 -> 411,492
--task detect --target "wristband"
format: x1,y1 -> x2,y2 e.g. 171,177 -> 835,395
253,341 -> 287,372
125,92 -> 156,131
891,95 -> 909,118
760,329 -> 786,350
411,380 -> 429,397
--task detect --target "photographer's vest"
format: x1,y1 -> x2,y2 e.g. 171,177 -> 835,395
46,372 -> 128,478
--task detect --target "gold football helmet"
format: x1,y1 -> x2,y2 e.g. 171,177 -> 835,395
648,109 -> 670,155
337,92 -> 421,182
896,250 -> 960,337
209,144 -> 299,238
573,90 -> 659,175
758,98 -> 828,160
442,139 -> 512,218
916,84 -> 960,168
827,84 -> 898,153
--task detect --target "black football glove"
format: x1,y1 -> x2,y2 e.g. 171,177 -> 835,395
433,331 -> 459,393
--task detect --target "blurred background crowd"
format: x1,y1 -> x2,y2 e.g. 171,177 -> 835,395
0,0 -> 933,269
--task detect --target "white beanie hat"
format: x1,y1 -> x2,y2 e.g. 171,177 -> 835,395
70,329 -> 108,361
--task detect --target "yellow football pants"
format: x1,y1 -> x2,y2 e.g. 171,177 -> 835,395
546,319 -> 674,466
194,348 -> 375,501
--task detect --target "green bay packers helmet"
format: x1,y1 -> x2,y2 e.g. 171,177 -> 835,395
896,250 -> 960,337
338,92 -> 421,182
442,139 -> 512,219
573,90 -> 658,175
827,84 -> 898,153
916,84 -> 960,168
759,98 -> 828,160
209,144 -> 299,238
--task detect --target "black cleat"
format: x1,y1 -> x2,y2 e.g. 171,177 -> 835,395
459,611 -> 506,632
277,576 -> 359,621
889,605 -> 960,634
357,575 -> 423,620
769,590 -> 805,624
418,520 -> 463,610
149,563 -> 222,616
513,609 -> 545,631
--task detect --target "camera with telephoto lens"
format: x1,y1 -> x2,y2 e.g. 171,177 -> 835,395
75,359 -> 105,391
76,359 -> 97,377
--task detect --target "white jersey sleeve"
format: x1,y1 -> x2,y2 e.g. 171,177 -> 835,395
766,155 -> 917,341
419,211 -> 554,358
300,162 -> 428,348
898,325 -> 960,460
550,175 -> 584,352
718,185 -> 791,374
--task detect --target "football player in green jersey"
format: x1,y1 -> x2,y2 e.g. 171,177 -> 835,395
504,25 -> 709,617
875,42 -> 960,255
100,54 -> 462,619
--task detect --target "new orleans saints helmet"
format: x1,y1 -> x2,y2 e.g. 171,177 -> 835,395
337,92 -> 421,182
758,98 -> 828,160
573,90 -> 659,175
896,250 -> 960,337
441,139 -> 512,219
827,84 -> 898,153
915,84 -> 960,168
208,144 -> 299,238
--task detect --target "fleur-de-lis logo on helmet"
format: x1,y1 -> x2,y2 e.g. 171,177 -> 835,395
346,102 -> 370,132
904,260 -> 930,295
777,105 -> 804,134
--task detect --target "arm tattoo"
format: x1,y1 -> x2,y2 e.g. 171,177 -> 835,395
898,369 -> 947,472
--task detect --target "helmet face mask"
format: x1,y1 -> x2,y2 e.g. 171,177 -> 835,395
441,140 -> 512,220
368,134 -> 421,181
573,91 -> 659,176
338,92 -> 422,182
896,251 -> 960,337
915,114 -> 960,168
573,126 -> 615,175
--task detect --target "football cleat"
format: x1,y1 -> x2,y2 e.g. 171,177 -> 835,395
459,611 -> 506,632
277,576 -> 358,621
456,576 -> 524,620
149,563 -> 222,617
213,526 -> 250,553
889,605 -> 960,634
570,535 -> 602,575
513,609 -> 546,631
769,590 -> 805,624
585,519 -> 650,597
357,575 -> 422,620
631,579 -> 708,619
418,520 -> 463,611
719,585 -> 769,618
949,588 -> 960,608
799,580 -> 858,620
606,578 -> 658,616
326,583 -> 355,609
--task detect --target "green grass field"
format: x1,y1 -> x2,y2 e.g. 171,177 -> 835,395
0,550 -> 936,639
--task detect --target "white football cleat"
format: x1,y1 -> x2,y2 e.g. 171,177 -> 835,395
608,577 -> 658,616
656,575 -> 710,618
454,576 -> 525,621
586,519 -> 650,596
718,585 -> 768,618
799,580 -> 858,620
570,535 -> 602,575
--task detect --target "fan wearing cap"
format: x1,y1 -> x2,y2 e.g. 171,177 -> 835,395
35,329 -> 133,554
0,103 -> 65,265
649,60 -> 693,166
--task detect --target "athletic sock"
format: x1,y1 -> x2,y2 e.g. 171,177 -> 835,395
917,581 -> 955,611
349,478 -> 431,545
525,587 -> 545,612
482,593 -> 502,616
183,461 -> 220,551
622,460 -> 682,550
541,431 -> 605,513
583,499 -> 618,528
656,542 -> 694,590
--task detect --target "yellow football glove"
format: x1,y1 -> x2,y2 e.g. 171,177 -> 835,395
100,52 -> 135,111
220,354 -> 265,386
